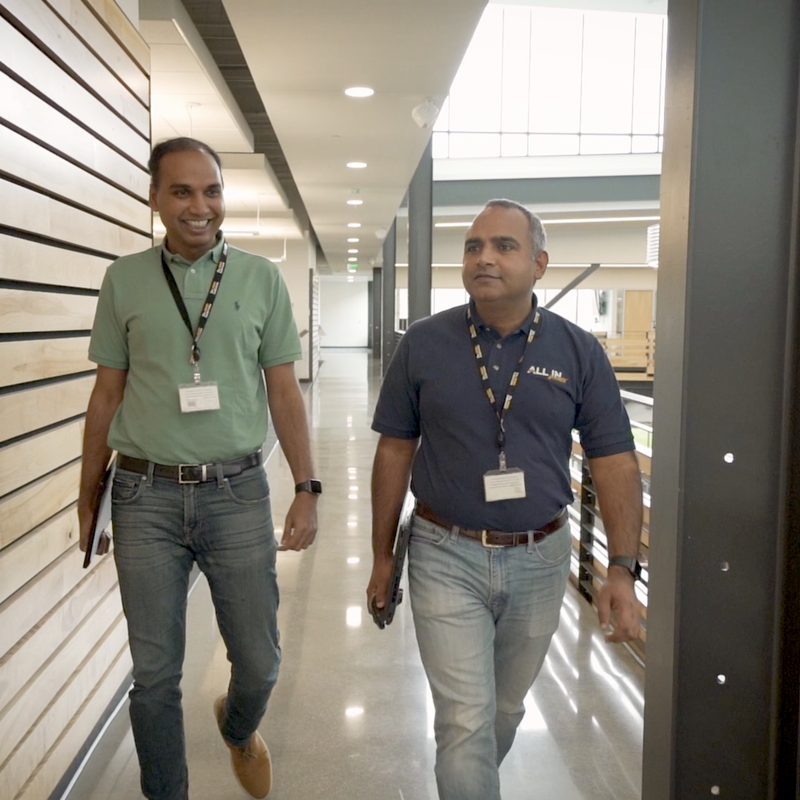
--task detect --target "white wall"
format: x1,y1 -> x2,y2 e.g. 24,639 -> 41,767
226,235 -> 315,379
320,278 -> 369,347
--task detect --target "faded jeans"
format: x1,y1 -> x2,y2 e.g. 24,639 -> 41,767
408,514 -> 571,800
111,464 -> 280,800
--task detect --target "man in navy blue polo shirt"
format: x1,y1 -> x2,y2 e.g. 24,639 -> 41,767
367,199 -> 642,800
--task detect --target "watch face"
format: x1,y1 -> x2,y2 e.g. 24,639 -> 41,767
297,479 -> 322,495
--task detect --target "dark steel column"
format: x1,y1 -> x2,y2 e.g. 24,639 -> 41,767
407,138 -> 432,324
643,1 -> 800,798
381,221 -> 397,373
371,267 -> 382,359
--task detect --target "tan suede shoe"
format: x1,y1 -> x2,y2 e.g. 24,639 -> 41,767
214,694 -> 272,798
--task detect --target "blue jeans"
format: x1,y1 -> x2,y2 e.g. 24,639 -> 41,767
111,464 -> 281,800
408,515 -> 571,800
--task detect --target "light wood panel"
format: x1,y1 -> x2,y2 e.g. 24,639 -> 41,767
0,17 -> 149,166
0,288 -> 98,334
0,73 -> 150,200
0,179 -> 151,256
0,234 -> 111,289
0,545 -> 97,660
0,375 -> 94,444
0,558 -> 118,714
0,126 -> 150,232
0,587 -> 124,768
623,290 -> 654,336
0,506 -> 80,606
83,0 -> 149,72
0,585 -> 122,764
45,0 -> 149,104
1,612 -> 128,798
0,337 -> 92,388
17,643 -> 132,800
0,3 -> 149,794
0,418 -> 84,498
2,0 -> 149,136
0,460 -> 81,550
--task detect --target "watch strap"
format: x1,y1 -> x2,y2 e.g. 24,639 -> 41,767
608,556 -> 641,580
295,479 -> 322,495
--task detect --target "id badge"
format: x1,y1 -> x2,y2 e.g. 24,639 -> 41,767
178,382 -> 220,413
484,468 -> 526,502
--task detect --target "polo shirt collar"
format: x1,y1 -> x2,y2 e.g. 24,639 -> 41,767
161,233 -> 226,267
468,293 -> 541,336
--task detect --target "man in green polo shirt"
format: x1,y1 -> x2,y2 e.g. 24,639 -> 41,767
78,137 -> 321,800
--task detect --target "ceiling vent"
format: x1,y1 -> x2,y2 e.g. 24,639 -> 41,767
646,223 -> 660,267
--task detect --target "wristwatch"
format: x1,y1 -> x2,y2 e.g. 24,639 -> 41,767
608,556 -> 642,581
295,479 -> 323,496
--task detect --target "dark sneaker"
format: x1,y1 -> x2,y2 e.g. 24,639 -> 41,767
214,694 -> 272,798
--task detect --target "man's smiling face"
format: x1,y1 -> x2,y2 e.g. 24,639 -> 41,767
150,149 -> 225,262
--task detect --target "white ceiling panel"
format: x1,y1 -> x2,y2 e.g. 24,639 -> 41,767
223,0 -> 488,272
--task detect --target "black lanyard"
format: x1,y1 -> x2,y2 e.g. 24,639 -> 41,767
466,304 -> 541,468
161,242 -> 228,367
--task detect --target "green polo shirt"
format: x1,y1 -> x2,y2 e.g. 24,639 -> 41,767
89,237 -> 302,464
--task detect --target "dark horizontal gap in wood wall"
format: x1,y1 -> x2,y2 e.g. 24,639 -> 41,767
0,330 -> 92,343
41,0 -> 150,100
0,454 -> 82,505
0,370 -> 96,398
0,225 -> 119,261
0,63 -> 149,176
0,117 -> 151,206
0,411 -> 87,449
0,173 -> 151,239
0,279 -> 99,297
81,0 -> 150,83
0,4 -> 149,134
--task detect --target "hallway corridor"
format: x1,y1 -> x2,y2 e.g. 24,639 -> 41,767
64,349 -> 644,800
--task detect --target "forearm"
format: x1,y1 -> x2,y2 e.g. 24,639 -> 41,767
587,450 -> 643,559
371,435 -> 418,559
265,365 -> 314,482
78,368 -> 126,513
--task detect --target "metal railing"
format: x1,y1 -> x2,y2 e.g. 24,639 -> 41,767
568,390 -> 652,665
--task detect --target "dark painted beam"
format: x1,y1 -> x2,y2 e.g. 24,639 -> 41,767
643,1 -> 800,798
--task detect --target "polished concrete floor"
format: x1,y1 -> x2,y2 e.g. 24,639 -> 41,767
64,349 -> 644,800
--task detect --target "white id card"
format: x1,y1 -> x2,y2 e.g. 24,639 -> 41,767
483,468 -> 526,502
178,382 -> 220,413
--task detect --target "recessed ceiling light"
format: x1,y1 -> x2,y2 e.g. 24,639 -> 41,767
346,162 -> 367,169
347,199 -> 363,205
348,249 -> 358,253
347,238 -> 360,243
347,276 -> 355,282
347,223 -> 361,228
348,257 -> 357,262
345,87 -> 374,98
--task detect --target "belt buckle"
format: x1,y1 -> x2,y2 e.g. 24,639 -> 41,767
178,464 -> 206,484
480,530 -> 505,549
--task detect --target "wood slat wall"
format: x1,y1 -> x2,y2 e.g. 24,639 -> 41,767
0,2 -> 149,797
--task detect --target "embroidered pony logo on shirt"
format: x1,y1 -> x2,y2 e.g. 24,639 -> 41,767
527,365 -> 568,384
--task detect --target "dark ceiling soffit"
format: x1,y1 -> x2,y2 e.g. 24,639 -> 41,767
180,0 -> 318,252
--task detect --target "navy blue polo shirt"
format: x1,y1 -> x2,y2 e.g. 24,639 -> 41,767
372,297 -> 634,531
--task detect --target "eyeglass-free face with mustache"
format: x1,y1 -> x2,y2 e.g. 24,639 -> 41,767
462,206 -> 548,313
149,149 -> 225,263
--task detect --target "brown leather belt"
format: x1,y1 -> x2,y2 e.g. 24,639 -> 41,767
117,450 -> 262,484
415,502 -> 567,548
